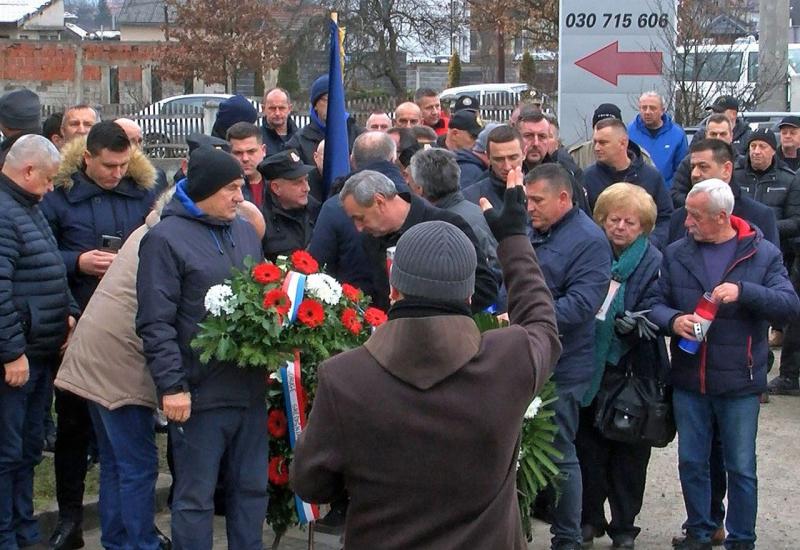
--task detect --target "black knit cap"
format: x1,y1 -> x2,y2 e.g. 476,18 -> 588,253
747,128 -> 777,151
390,220 -> 476,301
185,147 -> 244,202
0,88 -> 41,130
592,103 -> 622,127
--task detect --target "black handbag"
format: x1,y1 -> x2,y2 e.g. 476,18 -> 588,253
594,364 -> 676,448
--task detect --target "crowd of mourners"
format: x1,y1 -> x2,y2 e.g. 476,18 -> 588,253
1,76 -> 799,550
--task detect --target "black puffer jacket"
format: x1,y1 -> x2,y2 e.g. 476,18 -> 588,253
0,173 -> 75,362
734,156 -> 800,243
286,117 -> 364,166
261,191 -> 321,261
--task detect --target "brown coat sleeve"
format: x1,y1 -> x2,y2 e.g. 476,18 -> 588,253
499,235 -> 561,395
290,364 -> 347,503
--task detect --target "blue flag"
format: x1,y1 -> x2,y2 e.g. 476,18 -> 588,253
322,17 -> 350,198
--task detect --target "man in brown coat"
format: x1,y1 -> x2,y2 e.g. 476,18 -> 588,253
291,167 -> 561,549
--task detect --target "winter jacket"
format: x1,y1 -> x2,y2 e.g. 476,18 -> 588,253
56,211 -> 162,410
734,156 -> 800,244
435,190 -> 499,275
286,116 -> 364,166
690,116 -> 753,156
261,116 -> 299,158
40,137 -> 157,310
670,154 -> 693,208
530,207 -> 612,387
291,235 -> 561,550
777,148 -> 800,172
362,194 -> 499,312
0,173 -> 75,363
582,150 -> 673,250
628,113 -> 688,188
553,146 -> 583,182
649,217 -> 799,396
668,181 -> 780,247
454,148 -> 487,189
261,191 -> 320,261
136,182 -> 266,410
307,195 -> 375,297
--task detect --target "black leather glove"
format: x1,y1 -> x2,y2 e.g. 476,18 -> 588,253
482,178 -> 529,242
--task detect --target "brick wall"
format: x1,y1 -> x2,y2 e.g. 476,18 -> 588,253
0,40 -> 182,107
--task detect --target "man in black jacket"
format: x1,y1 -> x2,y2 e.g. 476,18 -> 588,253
0,88 -> 41,169
136,147 -> 267,549
734,128 -> 800,248
260,87 -> 299,158
0,135 -> 77,549
257,149 -> 320,260
341,170 -> 499,312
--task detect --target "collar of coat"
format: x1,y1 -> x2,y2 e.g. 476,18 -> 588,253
364,315 -> 481,390
53,136 -> 157,191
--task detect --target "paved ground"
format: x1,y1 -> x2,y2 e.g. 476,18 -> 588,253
82,376 -> 799,549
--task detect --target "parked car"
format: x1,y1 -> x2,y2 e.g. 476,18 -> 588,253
439,83 -> 529,106
132,94 -> 240,156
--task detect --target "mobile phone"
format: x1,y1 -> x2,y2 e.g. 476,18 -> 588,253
99,234 -> 122,253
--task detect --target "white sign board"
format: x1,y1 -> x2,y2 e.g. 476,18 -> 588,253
558,0 -> 677,147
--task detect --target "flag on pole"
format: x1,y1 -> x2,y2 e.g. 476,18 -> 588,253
321,13 -> 350,198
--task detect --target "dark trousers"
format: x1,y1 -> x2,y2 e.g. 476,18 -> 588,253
779,321 -> 800,380
54,389 -> 91,523
169,404 -> 268,550
0,360 -> 53,549
576,402 -> 652,541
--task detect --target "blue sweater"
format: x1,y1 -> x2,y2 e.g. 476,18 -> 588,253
628,113 -> 688,189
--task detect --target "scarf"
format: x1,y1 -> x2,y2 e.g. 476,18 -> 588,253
388,297 -> 472,320
582,234 -> 649,406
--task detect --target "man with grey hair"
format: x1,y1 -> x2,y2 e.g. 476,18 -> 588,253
340,169 -> 498,312
365,112 -> 392,132
628,90 -> 688,189
649,178 -> 799,550
0,135 -> 79,548
409,148 -> 499,276
351,131 -> 397,168
59,104 -> 99,147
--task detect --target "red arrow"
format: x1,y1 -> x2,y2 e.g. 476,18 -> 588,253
575,41 -> 663,85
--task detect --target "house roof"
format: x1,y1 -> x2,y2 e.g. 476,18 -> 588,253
0,0 -> 55,24
117,0 -> 175,26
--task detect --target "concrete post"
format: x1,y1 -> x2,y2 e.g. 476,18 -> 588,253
791,74 -> 800,111
758,0 -> 790,111
142,66 -> 152,104
100,65 -> 111,105
74,44 -> 83,104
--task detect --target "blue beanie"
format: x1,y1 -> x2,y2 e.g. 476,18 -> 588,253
212,95 -> 258,139
310,75 -> 329,107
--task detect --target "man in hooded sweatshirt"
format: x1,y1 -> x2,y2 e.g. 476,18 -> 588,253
286,75 -> 364,165
136,147 -> 267,550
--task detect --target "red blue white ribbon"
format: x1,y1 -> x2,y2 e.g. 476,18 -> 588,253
280,351 -> 320,524
281,271 -> 307,324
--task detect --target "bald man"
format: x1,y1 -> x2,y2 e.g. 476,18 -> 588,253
394,102 -> 422,128
115,118 -> 169,193
237,200 -> 266,240
366,112 -> 392,132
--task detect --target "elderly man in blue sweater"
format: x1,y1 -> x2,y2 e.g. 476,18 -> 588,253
628,91 -> 688,189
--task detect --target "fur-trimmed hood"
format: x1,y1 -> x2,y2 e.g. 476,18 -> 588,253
54,137 -> 157,190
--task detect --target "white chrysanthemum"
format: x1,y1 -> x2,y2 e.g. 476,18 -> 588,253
516,448 -> 523,471
524,396 -> 543,420
269,371 -> 282,383
305,273 -> 342,305
204,284 -> 235,316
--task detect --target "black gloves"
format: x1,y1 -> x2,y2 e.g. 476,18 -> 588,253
482,183 -> 529,242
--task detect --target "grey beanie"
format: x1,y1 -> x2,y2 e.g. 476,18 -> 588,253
390,221 -> 476,301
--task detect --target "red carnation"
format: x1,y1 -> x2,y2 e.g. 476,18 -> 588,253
341,283 -> 362,302
296,299 -> 325,328
252,262 -> 282,284
268,456 -> 290,486
267,409 -> 288,438
290,250 -> 319,275
364,307 -> 388,327
263,289 -> 291,315
341,308 -> 363,335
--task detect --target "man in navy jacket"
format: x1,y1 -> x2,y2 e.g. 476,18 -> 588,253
137,147 -> 267,549
649,179 -> 799,550
40,121 -> 157,549
583,118 -> 673,250
525,164 -> 611,550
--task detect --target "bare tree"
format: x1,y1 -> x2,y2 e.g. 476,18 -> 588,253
657,0 -> 787,125
157,0 -> 314,92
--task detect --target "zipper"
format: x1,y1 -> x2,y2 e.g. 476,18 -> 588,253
700,342 -> 707,394
746,335 -> 753,381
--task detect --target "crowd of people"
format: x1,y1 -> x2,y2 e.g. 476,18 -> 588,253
0,78 -> 798,550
